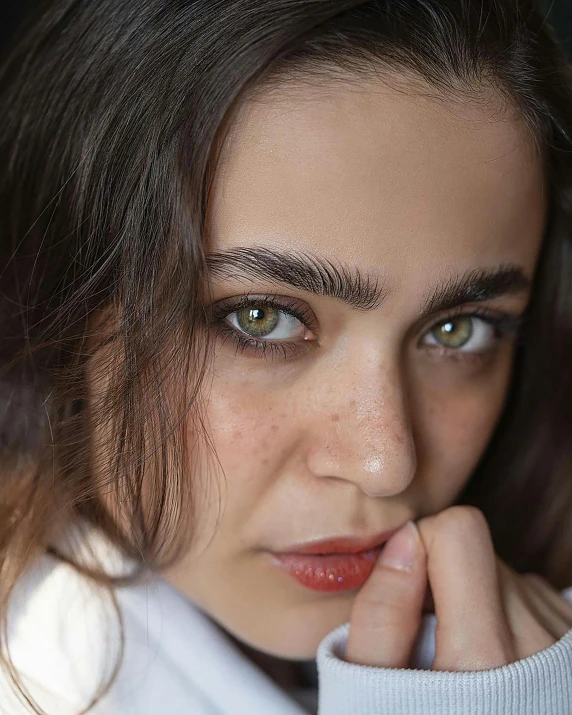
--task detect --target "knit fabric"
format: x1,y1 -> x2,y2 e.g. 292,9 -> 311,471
317,609 -> 572,715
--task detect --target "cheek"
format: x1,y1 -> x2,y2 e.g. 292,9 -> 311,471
202,374 -> 295,503
416,362 -> 513,511
209,386 -> 279,462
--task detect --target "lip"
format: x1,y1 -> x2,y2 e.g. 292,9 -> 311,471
274,527 -> 402,555
268,526 -> 403,593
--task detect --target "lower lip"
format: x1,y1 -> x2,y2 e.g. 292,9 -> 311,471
270,546 -> 384,592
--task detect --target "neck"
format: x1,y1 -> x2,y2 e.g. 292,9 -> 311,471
225,632 -> 312,689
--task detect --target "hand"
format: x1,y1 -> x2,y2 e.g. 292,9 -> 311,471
345,505 -> 572,671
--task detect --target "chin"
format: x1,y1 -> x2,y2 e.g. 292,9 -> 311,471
220,594 -> 355,660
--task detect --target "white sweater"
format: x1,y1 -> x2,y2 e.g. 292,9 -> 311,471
1,550 -> 572,715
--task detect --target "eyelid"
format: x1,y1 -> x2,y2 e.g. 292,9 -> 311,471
210,293 -> 318,333
419,304 -> 527,341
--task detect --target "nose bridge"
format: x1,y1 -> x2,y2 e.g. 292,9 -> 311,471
305,357 -> 417,498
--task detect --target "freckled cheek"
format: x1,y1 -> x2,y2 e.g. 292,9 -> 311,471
204,380 -> 290,475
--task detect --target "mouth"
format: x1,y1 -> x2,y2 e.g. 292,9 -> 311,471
269,548 -> 385,592
275,527 -> 403,556
268,526 -> 403,593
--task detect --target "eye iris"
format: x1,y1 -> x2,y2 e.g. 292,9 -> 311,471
433,316 -> 472,348
236,306 -> 279,337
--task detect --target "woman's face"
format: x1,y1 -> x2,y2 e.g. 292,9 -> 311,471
162,74 -> 546,659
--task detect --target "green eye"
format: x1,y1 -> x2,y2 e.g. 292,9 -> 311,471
236,306 -> 280,337
431,316 -> 473,348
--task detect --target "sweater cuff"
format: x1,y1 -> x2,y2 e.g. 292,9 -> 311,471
316,623 -> 572,715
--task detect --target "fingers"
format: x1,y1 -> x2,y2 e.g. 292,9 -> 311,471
417,506 -> 515,671
494,560 -> 555,659
521,572 -> 572,636
497,564 -> 572,654
345,521 -> 427,668
344,505 -> 571,675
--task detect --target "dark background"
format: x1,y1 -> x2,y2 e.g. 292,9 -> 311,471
0,0 -> 572,57
545,0 -> 572,56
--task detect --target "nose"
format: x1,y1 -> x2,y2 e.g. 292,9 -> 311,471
304,358 -> 417,498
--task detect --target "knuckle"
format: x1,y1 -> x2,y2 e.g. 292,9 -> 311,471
436,505 -> 490,538
443,504 -> 488,529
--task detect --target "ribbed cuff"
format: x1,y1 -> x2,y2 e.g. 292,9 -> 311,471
317,623 -> 572,715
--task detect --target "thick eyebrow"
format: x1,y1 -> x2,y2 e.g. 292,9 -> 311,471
205,246 -> 531,316
206,246 -> 386,310
419,264 -> 531,318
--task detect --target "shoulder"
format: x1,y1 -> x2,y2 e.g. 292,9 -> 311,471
0,669 -> 80,715
4,553 -> 120,713
1,549 -> 289,715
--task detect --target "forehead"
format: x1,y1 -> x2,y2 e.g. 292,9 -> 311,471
207,74 -> 546,281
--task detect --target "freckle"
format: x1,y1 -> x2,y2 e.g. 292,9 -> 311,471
270,424 -> 278,433
233,430 -> 243,440
261,457 -> 269,466
331,413 -> 340,423
349,399 -> 356,409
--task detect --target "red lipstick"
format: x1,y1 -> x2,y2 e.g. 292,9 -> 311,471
269,527 -> 402,593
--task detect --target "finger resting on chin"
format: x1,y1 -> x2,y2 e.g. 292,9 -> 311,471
419,507 -> 514,671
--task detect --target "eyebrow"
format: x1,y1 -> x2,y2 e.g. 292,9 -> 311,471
205,246 -> 531,317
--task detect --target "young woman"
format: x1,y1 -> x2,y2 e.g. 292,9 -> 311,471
1,0 -> 572,713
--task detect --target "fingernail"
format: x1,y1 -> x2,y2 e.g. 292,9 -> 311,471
378,521 -> 419,572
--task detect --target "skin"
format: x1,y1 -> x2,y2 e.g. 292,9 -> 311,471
117,72 -> 572,676
159,74 -> 547,658
345,508 -> 572,670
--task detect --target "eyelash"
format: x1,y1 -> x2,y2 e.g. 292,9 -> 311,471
210,295 -> 315,361
210,294 -> 525,363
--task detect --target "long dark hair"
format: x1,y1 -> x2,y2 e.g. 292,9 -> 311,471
1,1 -> 571,712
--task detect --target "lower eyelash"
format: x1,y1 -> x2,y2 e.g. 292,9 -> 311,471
215,325 -> 302,360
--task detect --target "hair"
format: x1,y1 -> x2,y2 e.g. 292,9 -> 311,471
1,0 -> 572,711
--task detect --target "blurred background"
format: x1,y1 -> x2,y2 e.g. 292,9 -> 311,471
543,0 -> 572,57
0,0 -> 572,58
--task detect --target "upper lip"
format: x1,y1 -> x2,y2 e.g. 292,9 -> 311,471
273,526 -> 404,555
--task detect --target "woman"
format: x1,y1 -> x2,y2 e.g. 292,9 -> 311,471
1,0 -> 572,713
